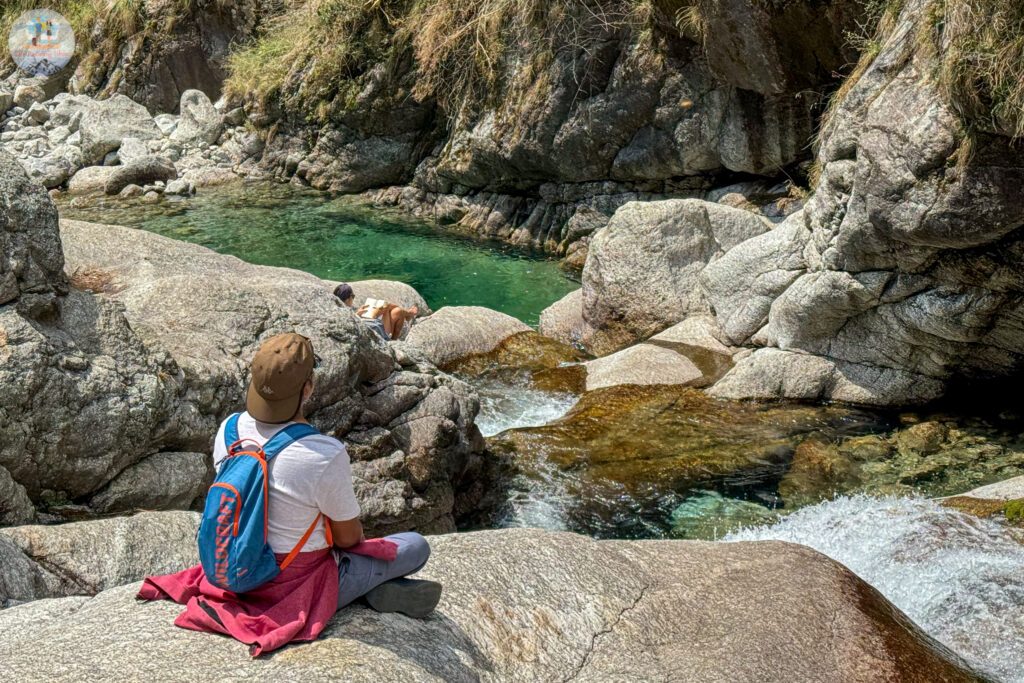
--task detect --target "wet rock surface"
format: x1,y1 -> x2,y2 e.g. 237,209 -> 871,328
488,385 -> 891,536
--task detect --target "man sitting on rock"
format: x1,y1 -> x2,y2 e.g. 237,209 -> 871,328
138,333 -> 441,655
333,283 -> 418,340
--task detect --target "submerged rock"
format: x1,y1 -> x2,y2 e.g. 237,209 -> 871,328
777,417 -> 1024,508
0,521 -> 984,682
490,385 -> 879,521
442,330 -> 585,393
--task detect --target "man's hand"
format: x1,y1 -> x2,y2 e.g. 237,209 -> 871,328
330,516 -> 364,549
356,304 -> 369,316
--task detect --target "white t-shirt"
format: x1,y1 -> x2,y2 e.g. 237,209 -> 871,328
212,412 -> 361,554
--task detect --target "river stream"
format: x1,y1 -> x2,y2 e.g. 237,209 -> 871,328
60,183 -> 1024,681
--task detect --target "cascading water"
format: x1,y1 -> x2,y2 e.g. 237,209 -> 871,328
471,378 -> 577,437
725,495 -> 1024,682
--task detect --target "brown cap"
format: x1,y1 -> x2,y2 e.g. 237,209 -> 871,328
246,333 -> 314,423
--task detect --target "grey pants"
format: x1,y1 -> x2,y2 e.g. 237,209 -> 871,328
332,532 -> 431,609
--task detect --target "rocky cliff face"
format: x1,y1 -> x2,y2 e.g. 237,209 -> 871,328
0,149 -> 486,531
706,0 -> 1024,404
65,0 -> 274,114
243,0 -> 865,253
544,0 -> 1024,406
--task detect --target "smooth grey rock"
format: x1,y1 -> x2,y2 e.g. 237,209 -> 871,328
0,526 -> 982,681
104,157 -> 177,195
153,113 -> 178,136
649,315 -> 734,357
19,143 -> 83,189
956,475 -> 1024,501
539,288 -> 596,350
88,452 -> 212,513
117,136 -> 150,165
170,90 -> 223,147
25,102 -> 49,125
0,91 -> 13,114
404,306 -> 530,368
0,512 -> 199,603
584,343 -> 704,391
700,212 -> 809,345
709,348 -> 945,405
141,190 -> 162,203
119,183 -> 144,198
582,199 -> 770,355
46,124 -> 71,146
53,94 -> 161,164
13,84 -> 44,109
163,178 -> 191,195
67,165 -> 117,194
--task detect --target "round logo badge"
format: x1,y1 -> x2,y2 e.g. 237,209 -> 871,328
8,9 -> 75,77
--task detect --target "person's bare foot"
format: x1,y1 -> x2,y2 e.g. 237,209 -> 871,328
407,306 -> 418,319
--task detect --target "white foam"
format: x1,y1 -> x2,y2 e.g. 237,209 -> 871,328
725,495 -> 1024,682
471,379 -> 577,437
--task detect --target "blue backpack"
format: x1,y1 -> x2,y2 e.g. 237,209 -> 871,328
198,413 -> 331,593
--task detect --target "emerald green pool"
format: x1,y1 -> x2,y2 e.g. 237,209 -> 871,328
59,182 -> 577,325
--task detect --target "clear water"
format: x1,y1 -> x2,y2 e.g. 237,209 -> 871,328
727,495 -> 1024,682
58,183 -> 577,325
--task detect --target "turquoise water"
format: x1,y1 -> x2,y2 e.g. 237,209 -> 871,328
59,183 -> 577,324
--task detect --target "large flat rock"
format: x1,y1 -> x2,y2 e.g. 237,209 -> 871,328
403,306 -> 531,368
0,524 -> 981,682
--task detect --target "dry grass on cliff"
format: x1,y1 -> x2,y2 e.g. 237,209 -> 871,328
937,0 -> 1024,139
0,0 -> 202,77
224,0 -> 669,122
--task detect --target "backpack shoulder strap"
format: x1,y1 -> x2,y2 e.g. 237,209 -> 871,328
223,413 -> 242,450
262,423 -> 320,461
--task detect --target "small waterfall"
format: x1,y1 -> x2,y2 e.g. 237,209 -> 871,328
725,495 -> 1024,682
471,378 -> 577,437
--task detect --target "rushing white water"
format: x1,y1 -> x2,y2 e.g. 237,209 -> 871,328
471,379 -> 577,437
726,495 -> 1024,682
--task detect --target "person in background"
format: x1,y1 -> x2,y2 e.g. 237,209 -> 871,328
333,283 -> 418,340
